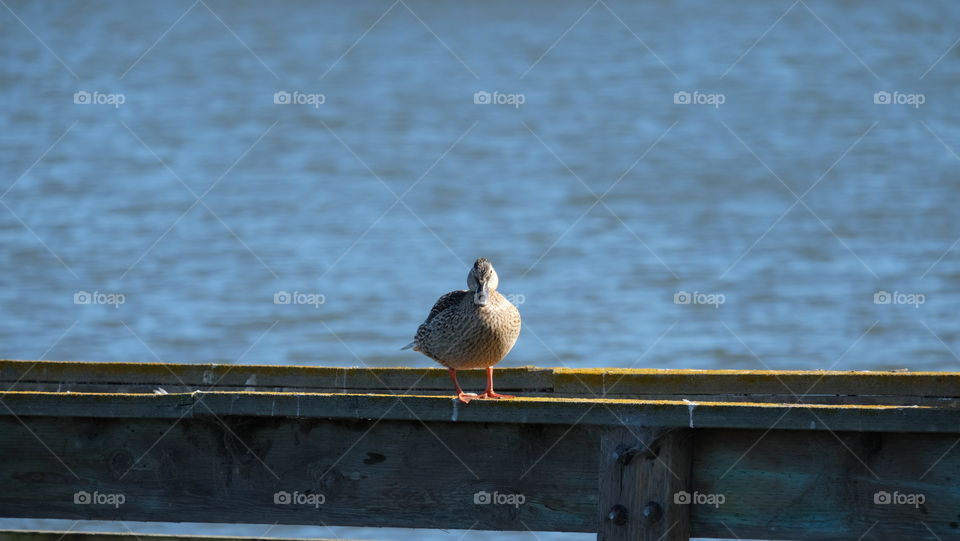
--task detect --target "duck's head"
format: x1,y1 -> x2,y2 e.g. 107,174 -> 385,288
467,258 -> 499,306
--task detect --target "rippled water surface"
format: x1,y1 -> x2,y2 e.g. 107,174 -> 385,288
2,0 -> 960,538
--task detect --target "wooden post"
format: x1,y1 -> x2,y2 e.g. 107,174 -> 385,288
597,427 -> 692,541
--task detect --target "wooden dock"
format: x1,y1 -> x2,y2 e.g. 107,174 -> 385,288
1,359 -> 958,540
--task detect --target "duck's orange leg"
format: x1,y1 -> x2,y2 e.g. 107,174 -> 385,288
478,366 -> 514,399
449,368 -> 477,403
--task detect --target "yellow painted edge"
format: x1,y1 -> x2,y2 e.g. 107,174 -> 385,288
553,367 -> 960,377
0,390 -> 936,410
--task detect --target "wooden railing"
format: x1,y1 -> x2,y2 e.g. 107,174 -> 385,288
1,359 -> 958,540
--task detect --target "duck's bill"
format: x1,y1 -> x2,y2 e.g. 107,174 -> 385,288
474,285 -> 490,306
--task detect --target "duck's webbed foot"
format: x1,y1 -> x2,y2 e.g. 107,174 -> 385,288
449,369 -> 478,403
478,390 -> 514,399
457,392 -> 478,404
478,366 -> 514,399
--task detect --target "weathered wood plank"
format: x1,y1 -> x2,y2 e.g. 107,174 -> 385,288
2,360 -> 959,539
692,429 -> 960,540
11,381 -> 959,407
1,390 -> 956,433
553,368 -> 960,399
597,428 -> 692,541
0,416 -> 599,532
0,532 -> 354,541
0,360 -> 553,395
1,415 -> 957,539
3,361 -> 958,403
10,378 -> 956,410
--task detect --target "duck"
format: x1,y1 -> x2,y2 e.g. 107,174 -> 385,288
403,258 -> 521,403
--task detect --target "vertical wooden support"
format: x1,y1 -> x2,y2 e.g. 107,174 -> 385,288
597,427 -> 692,541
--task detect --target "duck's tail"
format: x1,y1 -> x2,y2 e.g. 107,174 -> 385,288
400,340 -> 416,351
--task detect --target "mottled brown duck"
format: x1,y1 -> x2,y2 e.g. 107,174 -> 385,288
403,258 -> 521,403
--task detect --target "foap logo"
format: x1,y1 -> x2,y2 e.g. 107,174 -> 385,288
673,490 -> 725,508
74,490 -> 126,508
473,490 -> 525,508
674,291 -> 725,308
673,90 -> 725,108
874,490 -> 925,508
473,90 -> 525,108
874,290 -> 925,308
74,291 -> 125,308
274,90 -> 326,108
274,490 -> 325,508
274,290 -> 325,308
504,293 -> 526,305
873,91 -> 924,108
74,90 -> 125,108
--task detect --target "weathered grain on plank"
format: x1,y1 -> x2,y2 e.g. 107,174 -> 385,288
2,415 -> 957,539
2,360 -> 959,539
0,360 -> 553,395
3,360 -> 958,402
11,383 -> 957,409
552,367 -> 960,399
0,390 -> 956,433
691,428 -> 960,540
597,427 -> 692,541
0,416 -> 599,532
0,532 -> 356,541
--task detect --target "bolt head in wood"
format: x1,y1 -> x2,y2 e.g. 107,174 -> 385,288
642,501 -> 662,526
607,504 -> 628,526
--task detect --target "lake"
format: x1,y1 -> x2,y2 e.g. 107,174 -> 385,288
2,0 -> 959,538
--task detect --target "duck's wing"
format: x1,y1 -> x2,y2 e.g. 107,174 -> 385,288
402,290 -> 469,351
422,290 -> 469,326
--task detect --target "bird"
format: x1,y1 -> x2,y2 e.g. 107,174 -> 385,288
403,258 -> 521,403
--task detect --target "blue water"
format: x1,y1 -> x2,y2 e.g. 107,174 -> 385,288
2,0 -> 959,538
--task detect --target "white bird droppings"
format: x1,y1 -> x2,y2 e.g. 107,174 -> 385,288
683,399 -> 697,428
